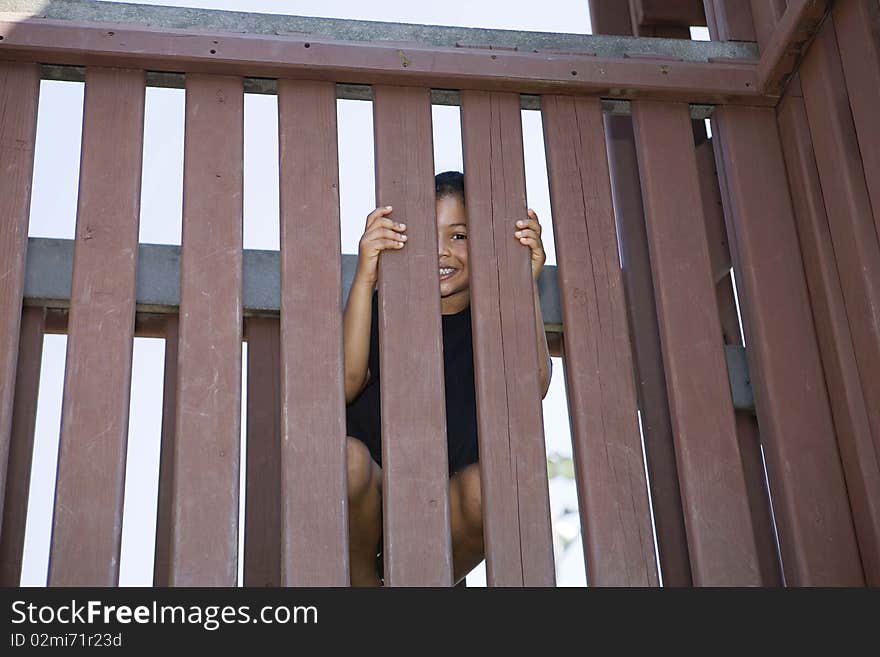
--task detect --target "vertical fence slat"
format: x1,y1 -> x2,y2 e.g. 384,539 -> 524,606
0,63 -> 40,521
703,0 -> 757,42
631,100 -> 762,586
800,21 -> 880,465
172,74 -> 243,586
278,79 -> 348,586
833,0 -> 880,238
588,0 -> 634,36
712,103 -> 864,585
591,3 -> 691,588
696,138 -> 783,586
0,307 -> 45,585
541,95 -> 658,586
604,114 -> 691,587
460,90 -> 555,587
373,85 -> 452,587
243,318 -> 282,586
48,67 -> 144,586
748,0 -> 787,51
153,315 -> 178,586
778,89 -> 880,585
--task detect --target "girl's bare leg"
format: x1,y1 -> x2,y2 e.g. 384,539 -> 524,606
448,463 -> 484,584
346,437 -> 383,587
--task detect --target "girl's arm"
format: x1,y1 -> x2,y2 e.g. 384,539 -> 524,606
532,279 -> 552,398
516,209 -> 552,399
344,205 -> 407,403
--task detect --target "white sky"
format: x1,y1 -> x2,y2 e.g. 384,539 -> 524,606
14,0 -> 686,589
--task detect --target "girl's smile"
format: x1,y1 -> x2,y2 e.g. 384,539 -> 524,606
436,194 -> 470,315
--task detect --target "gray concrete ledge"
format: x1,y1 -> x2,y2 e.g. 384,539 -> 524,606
2,0 -> 757,62
22,236 -> 753,411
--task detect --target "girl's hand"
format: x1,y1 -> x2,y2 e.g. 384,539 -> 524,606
355,206 -> 407,286
514,209 -> 546,281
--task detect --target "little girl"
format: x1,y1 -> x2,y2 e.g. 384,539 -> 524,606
343,171 -> 551,586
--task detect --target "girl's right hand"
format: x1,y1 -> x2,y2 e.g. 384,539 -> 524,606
355,206 -> 407,286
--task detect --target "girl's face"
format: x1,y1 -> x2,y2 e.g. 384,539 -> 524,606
436,194 -> 470,314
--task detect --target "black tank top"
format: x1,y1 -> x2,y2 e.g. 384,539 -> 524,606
345,292 -> 479,474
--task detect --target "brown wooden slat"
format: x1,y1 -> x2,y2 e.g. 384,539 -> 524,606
593,0 -> 692,589
0,62 -> 40,520
712,103 -> 864,585
541,95 -> 658,587
754,1 -> 787,40
605,111 -> 693,586
0,307 -> 44,586
778,88 -> 880,585
373,85 -> 452,587
832,0 -> 880,251
171,74 -> 243,587
588,0 -> 635,36
243,318 -> 282,586
277,79 -> 348,586
460,90 -> 554,587
800,22 -> 880,472
630,0 -> 706,26
696,137 -> 783,586
703,1 -> 757,42
604,114 -> 691,587
631,100 -> 761,586
48,67 -> 144,586
153,315 -> 177,587
748,0 -> 787,52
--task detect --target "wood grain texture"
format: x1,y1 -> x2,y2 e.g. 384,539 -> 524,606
777,89 -> 880,585
171,74 -> 243,587
461,90 -> 554,587
603,113 -> 691,587
49,67 -> 144,586
373,85 -> 452,587
631,100 -> 761,586
278,79 -> 348,586
0,62 -> 40,527
713,103 -> 864,585
542,95 -> 658,587
800,22 -> 880,486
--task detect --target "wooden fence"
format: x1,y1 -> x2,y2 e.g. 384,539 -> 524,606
0,0 -> 878,586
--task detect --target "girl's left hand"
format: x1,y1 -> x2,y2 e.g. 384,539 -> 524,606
514,209 -> 546,281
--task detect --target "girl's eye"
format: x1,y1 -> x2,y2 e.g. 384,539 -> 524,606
452,233 -> 467,240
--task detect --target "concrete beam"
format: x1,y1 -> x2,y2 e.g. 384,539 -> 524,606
23,236 -> 753,411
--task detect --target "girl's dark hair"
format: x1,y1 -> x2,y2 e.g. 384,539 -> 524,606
435,170 -> 465,201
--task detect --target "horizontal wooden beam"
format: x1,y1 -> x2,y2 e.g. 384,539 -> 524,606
38,64 -> 718,118
0,14 -> 763,105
